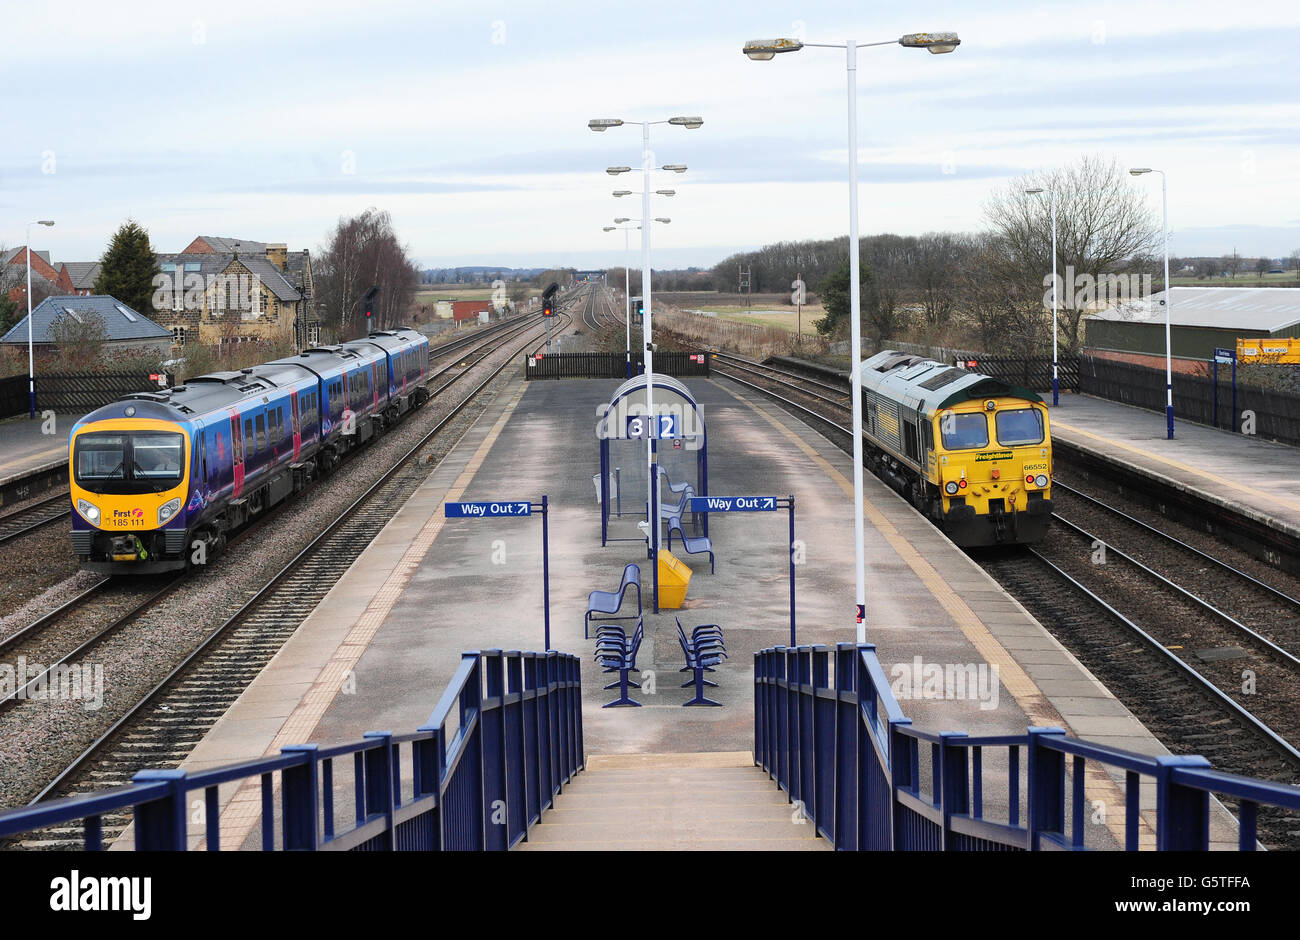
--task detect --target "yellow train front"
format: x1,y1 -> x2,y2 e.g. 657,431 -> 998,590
859,351 -> 1053,547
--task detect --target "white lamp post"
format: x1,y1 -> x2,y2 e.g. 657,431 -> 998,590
603,222 -> 643,378
26,219 -> 55,419
745,32 -> 959,645
1129,167 -> 1173,439
1025,187 -> 1059,406
590,115 -> 702,587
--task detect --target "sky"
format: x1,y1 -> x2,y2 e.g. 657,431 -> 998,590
2,0 -> 1299,272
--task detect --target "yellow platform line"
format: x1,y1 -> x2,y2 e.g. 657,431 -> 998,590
211,381 -> 529,850
715,380 -> 1157,848
1052,420 -> 1300,514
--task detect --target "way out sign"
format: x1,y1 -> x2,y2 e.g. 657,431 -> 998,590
444,495 -> 551,649
689,494 -> 798,645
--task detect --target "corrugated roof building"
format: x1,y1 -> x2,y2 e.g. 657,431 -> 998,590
1085,287 -> 1300,371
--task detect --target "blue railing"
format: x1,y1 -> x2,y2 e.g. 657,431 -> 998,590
754,644 -> 1300,851
0,649 -> 583,851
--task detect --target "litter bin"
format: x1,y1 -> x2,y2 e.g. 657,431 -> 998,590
657,549 -> 692,609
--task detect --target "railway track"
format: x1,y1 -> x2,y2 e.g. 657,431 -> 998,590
702,350 -> 1300,845
5,304 -> 574,849
0,493 -> 71,547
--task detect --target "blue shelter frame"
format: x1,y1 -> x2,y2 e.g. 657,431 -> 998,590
597,374 -> 708,549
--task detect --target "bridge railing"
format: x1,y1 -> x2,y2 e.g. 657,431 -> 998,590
0,649 -> 582,851
754,643 -> 1300,851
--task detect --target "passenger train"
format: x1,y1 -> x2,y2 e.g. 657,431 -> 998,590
68,328 -> 430,573
859,351 -> 1054,547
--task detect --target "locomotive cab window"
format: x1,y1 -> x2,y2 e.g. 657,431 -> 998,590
940,412 -> 989,450
995,408 -> 1044,446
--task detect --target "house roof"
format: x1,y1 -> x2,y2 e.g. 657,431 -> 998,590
3,248 -> 51,266
238,257 -> 302,302
189,236 -> 268,255
61,262 -> 101,289
0,295 -> 170,344
1087,287 -> 1300,333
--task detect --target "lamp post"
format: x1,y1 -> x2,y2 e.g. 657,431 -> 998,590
1130,167 -> 1173,439
1025,187 -> 1059,406
26,219 -> 56,419
744,32 -> 959,645
603,222 -> 642,378
590,116 -> 702,576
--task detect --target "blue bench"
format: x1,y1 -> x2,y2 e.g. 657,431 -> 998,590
595,617 -> 643,708
585,563 -> 642,639
666,519 -> 714,573
676,617 -> 726,707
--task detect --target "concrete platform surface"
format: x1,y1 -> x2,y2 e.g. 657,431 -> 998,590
1050,393 -> 1300,536
0,412 -> 83,484
166,370 -> 1241,851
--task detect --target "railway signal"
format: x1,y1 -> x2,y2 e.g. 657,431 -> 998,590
362,285 -> 380,329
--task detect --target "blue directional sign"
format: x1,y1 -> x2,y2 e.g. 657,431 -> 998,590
689,495 -> 778,513
445,500 -> 532,517
1214,347 -> 1236,363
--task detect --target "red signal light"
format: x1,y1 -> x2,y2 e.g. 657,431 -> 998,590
958,479 -> 967,489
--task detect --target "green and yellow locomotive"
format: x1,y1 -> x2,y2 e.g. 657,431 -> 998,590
859,351 -> 1053,547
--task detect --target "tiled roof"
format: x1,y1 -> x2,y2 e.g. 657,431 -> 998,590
0,295 -> 170,344
194,236 -> 268,255
238,257 -> 302,302
1089,287 -> 1300,333
61,262 -> 101,289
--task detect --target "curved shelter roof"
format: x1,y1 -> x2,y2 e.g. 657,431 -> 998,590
598,374 -> 705,439
859,351 -> 1043,415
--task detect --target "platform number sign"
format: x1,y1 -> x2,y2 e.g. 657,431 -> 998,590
626,413 -> 680,440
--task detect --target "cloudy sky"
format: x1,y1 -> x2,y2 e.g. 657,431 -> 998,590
3,0 -> 1298,271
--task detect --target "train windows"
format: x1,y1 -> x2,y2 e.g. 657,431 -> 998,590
74,431 -> 184,494
995,408 -> 1044,446
256,414 -> 266,451
940,412 -> 988,450
245,419 -> 254,455
903,421 -> 920,461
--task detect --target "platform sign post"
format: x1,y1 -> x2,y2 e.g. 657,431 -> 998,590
689,494 -> 796,645
1213,348 -> 1235,430
444,496 -> 552,650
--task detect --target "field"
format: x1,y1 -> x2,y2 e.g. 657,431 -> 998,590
1168,272 -> 1300,287
414,286 -> 497,302
682,304 -> 827,337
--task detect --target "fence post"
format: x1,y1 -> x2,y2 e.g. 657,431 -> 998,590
1155,755 -> 1213,850
362,731 -> 395,849
1026,726 -> 1067,850
833,643 -> 857,850
131,769 -> 189,851
280,744 -> 320,850
938,732 -> 970,850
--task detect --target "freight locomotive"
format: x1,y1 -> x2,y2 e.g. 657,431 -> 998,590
859,351 -> 1053,547
68,328 -> 430,573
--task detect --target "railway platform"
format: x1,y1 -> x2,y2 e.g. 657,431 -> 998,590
0,413 -> 82,507
1049,393 -> 1300,541
135,366 -> 1244,851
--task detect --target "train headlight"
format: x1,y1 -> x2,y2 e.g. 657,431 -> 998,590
944,481 -> 960,495
1034,474 -> 1049,488
76,499 -> 100,524
158,497 -> 182,525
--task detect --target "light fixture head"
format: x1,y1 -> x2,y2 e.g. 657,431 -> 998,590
614,217 -> 631,223
655,189 -> 676,196
606,166 -> 631,176
1024,187 -> 1045,195
603,226 -> 616,231
35,220 -> 55,226
900,31 -> 960,53
613,190 -> 633,197
743,38 -> 803,60
662,164 -> 687,173
655,217 -> 671,223
588,118 -> 623,132
668,116 -> 704,129
1129,167 -> 1152,175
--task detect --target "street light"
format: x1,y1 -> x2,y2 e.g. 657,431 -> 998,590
1129,167 -> 1173,440
745,31 -> 959,645
612,190 -> 634,197
589,113 -> 702,607
1026,187 -> 1060,407
654,218 -> 671,223
604,222 -> 642,379
607,166 -> 632,175
25,219 -> 55,420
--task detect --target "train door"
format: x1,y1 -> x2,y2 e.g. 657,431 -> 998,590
373,360 -> 381,409
229,411 -> 244,498
290,390 -> 302,460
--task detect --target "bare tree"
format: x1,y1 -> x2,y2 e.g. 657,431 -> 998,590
1255,257 -> 1270,278
315,209 -> 419,339
48,309 -> 108,370
983,155 -> 1159,353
